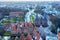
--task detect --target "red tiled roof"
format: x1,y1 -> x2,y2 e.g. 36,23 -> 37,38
11,24 -> 17,30
22,22 -> 32,27
27,22 -> 32,27
20,35 -> 25,40
22,22 -> 27,27
26,34 -> 32,40
58,33 -> 60,40
34,31 -> 41,40
10,12 -> 24,14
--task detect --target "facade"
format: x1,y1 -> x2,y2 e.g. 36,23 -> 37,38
9,12 -> 24,17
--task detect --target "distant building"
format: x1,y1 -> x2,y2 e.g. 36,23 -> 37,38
9,12 -> 24,17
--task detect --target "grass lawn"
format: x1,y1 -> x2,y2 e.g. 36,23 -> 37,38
3,31 -> 21,36
3,31 -> 11,36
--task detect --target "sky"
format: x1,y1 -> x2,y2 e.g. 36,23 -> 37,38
0,0 -> 60,2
